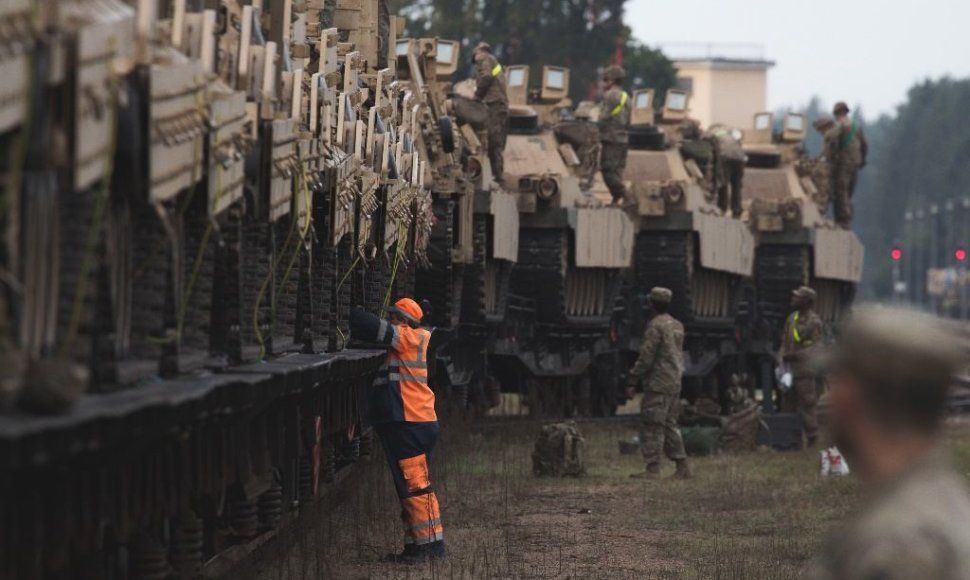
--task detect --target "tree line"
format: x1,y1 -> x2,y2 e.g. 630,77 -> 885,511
389,0 -> 676,102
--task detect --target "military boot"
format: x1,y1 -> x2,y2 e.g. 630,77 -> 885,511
630,463 -> 661,479
671,459 -> 692,480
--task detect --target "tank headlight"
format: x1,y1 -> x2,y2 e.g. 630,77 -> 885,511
536,177 -> 559,199
663,183 -> 684,204
464,156 -> 483,180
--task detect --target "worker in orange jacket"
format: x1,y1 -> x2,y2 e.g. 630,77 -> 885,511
350,298 -> 445,563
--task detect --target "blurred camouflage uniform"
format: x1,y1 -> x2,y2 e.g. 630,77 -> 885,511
376,0 -> 390,70
809,307 -> 970,579
474,45 -> 509,182
810,454 -> 970,579
321,0 -> 336,28
598,66 -> 630,204
779,286 -> 823,443
709,126 -> 746,217
627,288 -> 687,471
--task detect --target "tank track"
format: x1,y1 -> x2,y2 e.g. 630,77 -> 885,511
415,198 -> 462,328
754,244 -> 810,341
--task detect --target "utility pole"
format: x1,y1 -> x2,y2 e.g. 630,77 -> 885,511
962,197 -> 970,321
903,211 -> 913,306
914,208 -> 925,309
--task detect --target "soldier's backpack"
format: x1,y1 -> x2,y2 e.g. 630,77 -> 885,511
532,421 -> 585,477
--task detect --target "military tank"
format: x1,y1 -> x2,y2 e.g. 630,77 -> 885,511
489,64 -> 636,415
392,37 -> 519,411
742,111 -> 863,409
615,89 -> 756,409
0,0 -> 452,575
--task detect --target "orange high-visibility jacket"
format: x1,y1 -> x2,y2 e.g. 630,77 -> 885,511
350,309 -> 437,423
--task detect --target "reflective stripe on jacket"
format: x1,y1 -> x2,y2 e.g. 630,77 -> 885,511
350,309 -> 437,423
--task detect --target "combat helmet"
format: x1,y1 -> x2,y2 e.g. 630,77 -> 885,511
602,64 -> 625,83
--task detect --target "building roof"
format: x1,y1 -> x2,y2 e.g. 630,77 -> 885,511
673,57 -> 776,70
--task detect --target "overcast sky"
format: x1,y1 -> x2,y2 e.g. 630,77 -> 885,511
626,0 -> 970,119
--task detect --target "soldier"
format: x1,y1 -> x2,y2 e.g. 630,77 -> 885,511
827,102 -> 868,228
709,125 -> 746,218
625,287 -> 690,479
472,42 -> 509,184
598,65 -> 631,206
808,307 -> 970,580
778,286 -> 824,446
349,298 -> 445,563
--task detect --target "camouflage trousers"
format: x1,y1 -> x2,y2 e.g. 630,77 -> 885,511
486,105 -> 509,181
782,376 -> 819,441
600,142 -> 628,202
717,159 -> 744,218
832,163 -> 859,228
639,391 -> 687,466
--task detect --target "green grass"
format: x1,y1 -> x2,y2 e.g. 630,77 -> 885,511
253,417 -> 970,579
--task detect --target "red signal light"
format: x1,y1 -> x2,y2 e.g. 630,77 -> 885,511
890,247 -> 903,261
956,248 -> 967,262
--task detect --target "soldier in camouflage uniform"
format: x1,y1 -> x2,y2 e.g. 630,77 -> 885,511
708,125 -> 746,218
779,286 -> 824,446
825,102 -> 867,228
598,65 -> 631,206
473,42 -> 509,184
625,287 -> 690,479
809,307 -> 970,580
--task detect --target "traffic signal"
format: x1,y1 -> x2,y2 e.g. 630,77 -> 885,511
890,247 -> 903,261
956,247 -> 967,262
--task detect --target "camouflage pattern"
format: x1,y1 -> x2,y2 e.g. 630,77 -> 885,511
475,52 -> 509,180
377,0 -> 390,70
600,142 -> 627,202
532,421 -> 585,477
474,53 -> 508,107
321,0 -> 336,28
639,391 -> 687,465
780,308 -> 823,440
716,158 -> 744,218
628,313 -> 685,395
822,118 -> 867,227
598,86 -> 630,144
486,104 -> 509,180
809,452 -> 970,580
720,377 -> 761,453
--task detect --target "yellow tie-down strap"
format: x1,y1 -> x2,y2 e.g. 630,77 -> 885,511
491,63 -> 503,77
611,91 -> 629,116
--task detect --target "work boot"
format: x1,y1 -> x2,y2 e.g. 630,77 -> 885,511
387,541 -> 447,564
671,459 -> 692,480
383,544 -> 418,563
630,463 -> 661,479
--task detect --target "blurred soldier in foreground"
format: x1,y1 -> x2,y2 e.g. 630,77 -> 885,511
350,299 -> 445,563
473,42 -> 509,183
709,125 -> 746,218
625,287 -> 690,479
598,65 -> 631,206
809,307 -> 970,580
779,286 -> 823,446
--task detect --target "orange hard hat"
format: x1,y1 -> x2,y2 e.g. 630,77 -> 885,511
390,298 -> 423,324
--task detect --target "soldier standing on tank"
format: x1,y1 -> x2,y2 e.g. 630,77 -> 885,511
709,125 -> 746,218
778,286 -> 824,446
827,102 -> 868,229
808,307 -> 970,580
598,65 -> 631,206
625,287 -> 691,479
473,42 -> 509,184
